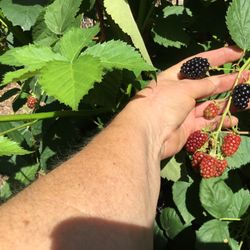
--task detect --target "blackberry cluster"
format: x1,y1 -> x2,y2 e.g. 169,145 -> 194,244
232,83 -> 250,110
180,57 -> 210,79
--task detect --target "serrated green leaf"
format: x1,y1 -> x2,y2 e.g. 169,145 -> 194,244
59,26 -> 100,61
32,11 -> 59,46
226,189 -> 250,218
45,0 -> 82,35
2,67 -> 40,85
163,6 -> 192,18
0,44 -> 66,67
226,0 -> 250,51
84,40 -> 155,73
196,219 -> 230,250
152,17 -> 190,49
153,220 -> 168,249
160,207 -> 186,239
200,178 -> 233,218
83,70 -> 122,109
103,0 -> 152,65
173,181 -> 195,224
14,164 -> 39,186
161,151 -> 187,181
0,181 -> 12,201
0,0 -> 43,31
227,136 -> 250,168
0,136 -> 32,156
39,55 -> 103,110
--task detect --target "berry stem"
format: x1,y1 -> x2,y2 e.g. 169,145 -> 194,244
219,217 -> 241,221
213,56 -> 250,142
0,120 -> 38,137
0,108 -> 108,122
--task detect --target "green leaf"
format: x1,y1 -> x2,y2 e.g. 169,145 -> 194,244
226,0 -> 250,51
196,219 -> 230,250
163,5 -> 192,17
0,0 -> 43,31
32,11 -> 59,46
161,151 -> 187,181
0,181 -> 12,201
44,0 -> 82,35
59,26 -> 100,61
0,136 -> 32,156
226,189 -> 250,218
200,178 -> 234,218
83,70 -> 122,109
152,15 -> 190,49
153,220 -> 168,250
103,0 -> 152,65
2,67 -> 40,85
14,164 -> 39,185
227,136 -> 250,168
160,207 -> 186,239
173,181 -> 195,224
0,44 -> 66,67
39,55 -> 103,110
84,40 -> 155,73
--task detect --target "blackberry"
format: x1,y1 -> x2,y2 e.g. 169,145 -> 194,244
232,84 -> 250,110
180,57 -> 210,79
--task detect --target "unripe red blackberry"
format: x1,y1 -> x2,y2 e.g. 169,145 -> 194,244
180,57 -> 210,79
27,96 -> 38,109
232,84 -> 250,110
221,133 -> 241,157
185,130 -> 209,153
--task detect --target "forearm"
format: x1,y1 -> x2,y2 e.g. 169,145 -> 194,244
0,101 -> 162,250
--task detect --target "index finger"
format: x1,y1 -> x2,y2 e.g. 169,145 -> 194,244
159,46 -> 243,81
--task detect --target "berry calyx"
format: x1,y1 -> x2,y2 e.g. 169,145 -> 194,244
185,130 -> 209,153
221,133 -> 241,157
180,57 -> 210,79
232,83 -> 250,110
203,102 -> 219,120
27,96 -> 38,109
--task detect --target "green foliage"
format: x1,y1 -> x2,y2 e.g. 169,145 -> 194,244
44,0 -> 82,35
226,0 -> 250,51
0,0 -> 43,31
103,0 -> 152,65
39,55 -> 103,110
0,0 -> 250,249
83,40 -> 155,73
200,177 -> 234,218
0,136 -> 31,156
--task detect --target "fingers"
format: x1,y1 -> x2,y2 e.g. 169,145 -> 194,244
182,71 -> 250,100
160,46 -> 243,80
194,115 -> 238,131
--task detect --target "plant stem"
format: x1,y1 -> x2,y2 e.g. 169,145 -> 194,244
0,109 -> 108,122
0,120 -> 38,136
141,2 -> 155,33
214,56 -> 250,142
220,217 -> 241,221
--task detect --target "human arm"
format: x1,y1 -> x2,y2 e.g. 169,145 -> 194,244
0,46 -> 246,250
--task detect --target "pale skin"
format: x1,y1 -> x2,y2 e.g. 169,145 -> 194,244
0,46 -> 249,250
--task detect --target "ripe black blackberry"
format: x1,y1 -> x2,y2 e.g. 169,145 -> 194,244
232,83 -> 250,110
180,57 -> 210,79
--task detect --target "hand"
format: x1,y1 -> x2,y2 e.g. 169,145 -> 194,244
130,46 -> 248,159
